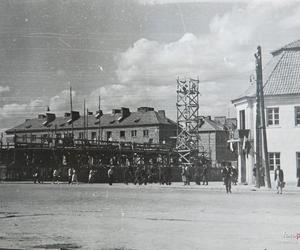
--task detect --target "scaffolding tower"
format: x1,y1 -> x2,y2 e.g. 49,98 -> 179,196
176,77 -> 200,165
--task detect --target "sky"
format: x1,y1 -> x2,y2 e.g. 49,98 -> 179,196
1,0 -> 300,130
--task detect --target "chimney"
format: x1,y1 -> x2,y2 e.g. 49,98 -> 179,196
46,113 -> 56,123
95,110 -> 103,119
158,110 -> 166,119
71,111 -> 80,121
214,116 -> 226,125
121,107 -> 130,118
42,113 -> 56,126
137,107 -> 154,112
38,114 -> 46,119
112,109 -> 121,114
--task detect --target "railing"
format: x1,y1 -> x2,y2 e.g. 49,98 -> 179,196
7,135 -> 174,153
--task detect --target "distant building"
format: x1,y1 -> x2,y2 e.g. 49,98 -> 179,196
198,116 -> 237,167
232,40 -> 300,184
5,107 -> 177,146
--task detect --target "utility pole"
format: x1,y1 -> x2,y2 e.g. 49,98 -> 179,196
86,108 -> 89,140
256,46 -> 271,188
70,86 -> 74,137
83,99 -> 86,141
98,95 -> 101,144
255,48 -> 262,188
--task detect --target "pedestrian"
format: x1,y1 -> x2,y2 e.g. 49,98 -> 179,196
88,169 -> 94,183
297,167 -> 300,187
33,169 -> 38,184
52,169 -> 59,184
223,164 -> 232,194
274,165 -> 284,194
181,165 -> 187,185
71,169 -> 78,184
194,165 -> 201,185
108,166 -> 114,185
232,166 -> 238,185
202,164 -> 209,185
68,167 -> 73,184
185,166 -> 191,185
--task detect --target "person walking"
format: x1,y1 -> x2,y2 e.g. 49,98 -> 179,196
181,165 -> 187,185
223,164 -> 232,194
52,169 -> 59,184
71,169 -> 78,185
68,167 -> 73,184
108,166 -> 114,185
88,169 -> 94,183
202,164 -> 209,185
274,165 -> 284,194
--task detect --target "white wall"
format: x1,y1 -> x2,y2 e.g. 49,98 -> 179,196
265,96 -> 300,183
234,95 -> 300,184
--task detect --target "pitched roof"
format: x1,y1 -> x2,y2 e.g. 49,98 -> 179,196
199,117 -> 225,132
6,110 -> 176,134
233,40 -> 300,102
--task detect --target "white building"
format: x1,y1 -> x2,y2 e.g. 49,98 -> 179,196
232,40 -> 300,185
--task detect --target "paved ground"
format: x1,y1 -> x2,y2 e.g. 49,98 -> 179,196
0,182 -> 300,250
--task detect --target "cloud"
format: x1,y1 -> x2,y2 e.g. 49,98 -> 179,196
135,0 -> 249,5
49,89 -> 76,114
116,1 -> 300,117
0,86 -> 10,94
0,99 -> 46,119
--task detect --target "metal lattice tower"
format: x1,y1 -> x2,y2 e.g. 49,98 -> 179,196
176,77 -> 200,165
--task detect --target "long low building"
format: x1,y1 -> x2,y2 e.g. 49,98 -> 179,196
5,107 -> 177,145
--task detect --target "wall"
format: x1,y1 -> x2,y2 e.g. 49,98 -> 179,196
215,131 -> 237,162
264,96 -> 300,184
199,132 -> 216,165
234,95 -> 300,184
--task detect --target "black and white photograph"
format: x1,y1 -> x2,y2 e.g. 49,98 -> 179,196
0,0 -> 300,249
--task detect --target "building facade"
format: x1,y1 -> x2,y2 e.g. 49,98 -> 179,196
5,107 -> 177,146
198,116 -> 237,167
232,40 -> 300,184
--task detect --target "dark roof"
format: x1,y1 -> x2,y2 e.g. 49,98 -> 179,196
6,110 -> 176,134
233,40 -> 300,102
199,117 -> 225,132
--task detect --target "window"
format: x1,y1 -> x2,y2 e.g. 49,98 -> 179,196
91,132 -> 97,140
269,152 -> 280,171
22,134 -> 27,142
41,134 -> 48,142
131,130 -> 137,137
143,129 -> 149,137
295,107 -> 300,125
239,110 -> 245,129
78,132 -> 84,139
120,131 -> 125,138
31,135 -> 36,142
267,107 -> 279,126
106,131 -> 112,141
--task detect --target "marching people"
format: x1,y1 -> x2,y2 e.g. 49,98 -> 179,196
274,165 -> 284,194
223,163 -> 232,194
